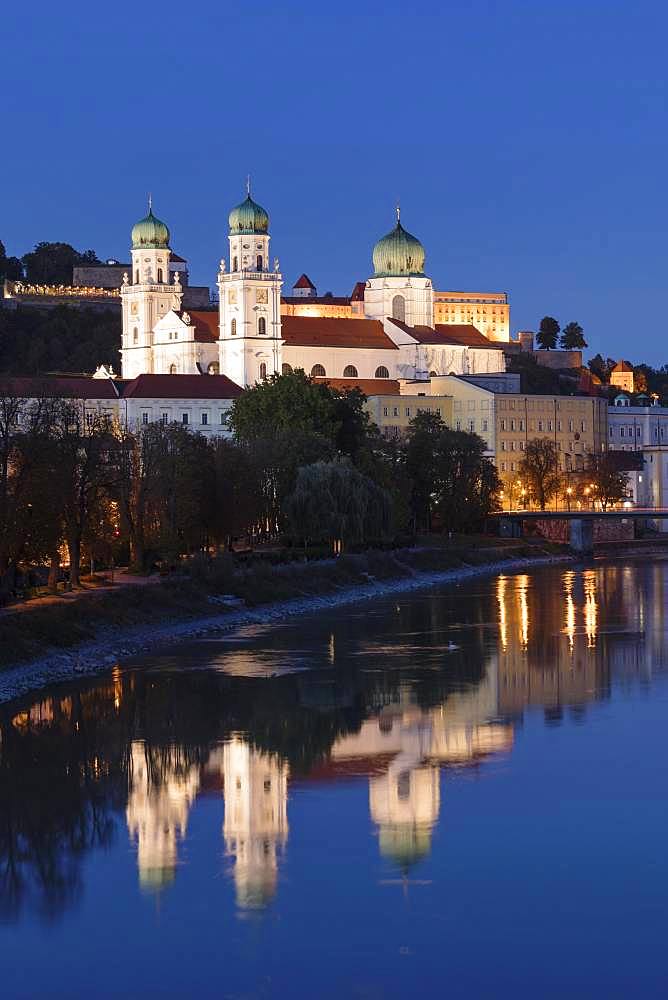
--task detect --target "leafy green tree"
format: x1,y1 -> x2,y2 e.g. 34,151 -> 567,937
21,242 -> 100,285
536,316 -> 560,350
403,410 -> 445,531
0,240 -> 23,281
588,353 -> 612,382
434,429 -> 500,531
518,438 -> 562,510
560,321 -> 587,349
285,459 -> 392,550
0,305 -> 120,374
588,454 -> 629,511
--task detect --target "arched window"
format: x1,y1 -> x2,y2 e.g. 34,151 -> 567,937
375,366 -> 389,379
230,318 -> 237,336
282,363 -> 293,375
207,362 -> 220,374
169,363 -> 177,375
343,365 -> 358,378
135,269 -> 139,284
429,370 -> 437,377
311,364 -> 326,377
257,255 -> 263,271
258,316 -> 267,335
133,328 -> 139,344
233,256 -> 238,271
259,362 -> 267,380
157,268 -> 163,283
392,295 -> 406,322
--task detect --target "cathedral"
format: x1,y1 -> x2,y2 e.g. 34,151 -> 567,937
120,189 -> 507,387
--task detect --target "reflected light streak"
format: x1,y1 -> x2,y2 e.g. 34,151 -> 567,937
583,569 -> 598,647
563,571 -> 575,653
516,575 -> 529,648
497,575 -> 508,650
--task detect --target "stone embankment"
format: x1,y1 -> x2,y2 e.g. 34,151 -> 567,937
0,551 -> 574,706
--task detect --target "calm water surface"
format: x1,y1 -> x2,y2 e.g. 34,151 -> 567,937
2,560 -> 668,998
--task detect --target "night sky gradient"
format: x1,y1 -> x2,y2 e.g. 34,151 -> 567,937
3,1 -> 668,362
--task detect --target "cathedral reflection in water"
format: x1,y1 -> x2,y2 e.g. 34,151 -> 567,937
3,561 -> 668,919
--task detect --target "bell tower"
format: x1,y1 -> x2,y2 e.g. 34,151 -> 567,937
217,183 -> 283,387
120,199 -> 181,379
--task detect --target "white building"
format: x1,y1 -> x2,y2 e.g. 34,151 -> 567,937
120,193 -> 507,387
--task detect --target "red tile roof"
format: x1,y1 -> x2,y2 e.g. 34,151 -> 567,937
293,273 -> 316,289
313,377 -> 401,395
187,310 -> 219,343
121,373 -> 243,399
612,360 -> 634,372
434,323 -> 505,349
350,281 -> 366,301
281,315 -> 398,350
0,375 -> 119,399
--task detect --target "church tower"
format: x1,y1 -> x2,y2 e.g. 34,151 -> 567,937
364,209 -> 434,329
120,200 -> 182,379
217,184 -> 283,387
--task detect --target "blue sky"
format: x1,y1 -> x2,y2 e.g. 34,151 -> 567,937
3,0 -> 668,363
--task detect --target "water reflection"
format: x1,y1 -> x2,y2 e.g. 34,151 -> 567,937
1,560 -> 668,925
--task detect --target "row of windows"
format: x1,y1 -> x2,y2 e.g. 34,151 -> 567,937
500,418 -> 587,433
141,410 -> 226,427
307,364 -> 390,379
611,424 -> 666,440
231,255 -> 265,271
382,406 -> 443,418
229,317 -> 267,336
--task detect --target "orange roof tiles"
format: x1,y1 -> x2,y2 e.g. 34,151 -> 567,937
281,315 -> 398,350
313,377 -> 401,395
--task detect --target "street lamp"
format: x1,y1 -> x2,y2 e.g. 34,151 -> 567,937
566,486 -> 573,511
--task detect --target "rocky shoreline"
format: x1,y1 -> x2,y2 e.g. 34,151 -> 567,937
0,552 -> 575,706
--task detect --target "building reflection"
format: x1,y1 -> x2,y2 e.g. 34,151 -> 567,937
3,560 -> 668,921
126,742 -> 200,891
207,740 -> 288,909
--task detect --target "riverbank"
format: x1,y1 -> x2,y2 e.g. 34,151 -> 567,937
0,540 -> 573,704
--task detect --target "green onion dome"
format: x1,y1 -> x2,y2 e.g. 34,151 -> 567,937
228,194 -> 270,235
372,215 -> 426,278
131,207 -> 170,250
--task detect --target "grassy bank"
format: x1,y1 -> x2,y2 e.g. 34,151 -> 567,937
0,537 -> 566,670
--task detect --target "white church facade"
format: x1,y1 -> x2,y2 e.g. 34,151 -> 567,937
120,191 -> 507,387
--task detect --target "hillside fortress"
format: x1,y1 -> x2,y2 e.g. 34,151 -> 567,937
120,188 -> 508,386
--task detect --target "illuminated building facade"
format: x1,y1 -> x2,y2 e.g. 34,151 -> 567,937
120,193 -> 507,386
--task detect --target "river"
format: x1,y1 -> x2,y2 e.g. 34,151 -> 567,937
1,559 -> 668,998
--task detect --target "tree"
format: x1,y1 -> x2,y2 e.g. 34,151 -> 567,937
588,454 -> 629,511
285,459 -> 392,551
50,403 -> 111,587
403,411 -> 445,531
433,429 -> 500,531
633,367 -> 649,394
518,438 -> 562,510
536,316 -> 560,350
588,354 -> 612,383
0,304 -> 120,375
0,240 -> 23,281
21,242 -> 100,285
560,321 -> 587,350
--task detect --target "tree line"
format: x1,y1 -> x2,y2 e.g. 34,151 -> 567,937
536,316 -> 587,351
0,371 -> 500,601
1,240 -> 102,285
